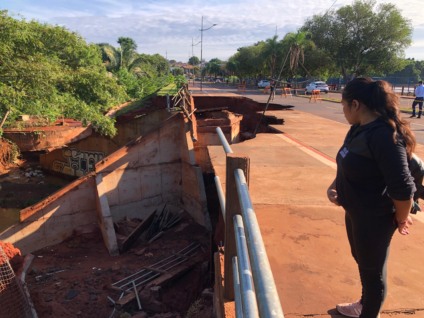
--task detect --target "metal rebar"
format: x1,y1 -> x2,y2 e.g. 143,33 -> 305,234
132,281 -> 142,310
112,268 -> 149,287
113,242 -> 200,291
122,272 -> 158,291
234,169 -> 285,318
125,273 -> 161,292
216,127 -> 233,154
233,215 -> 259,318
108,291 -> 124,318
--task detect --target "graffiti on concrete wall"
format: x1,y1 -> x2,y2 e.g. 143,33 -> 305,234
52,148 -> 105,177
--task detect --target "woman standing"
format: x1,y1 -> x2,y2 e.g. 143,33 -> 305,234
327,77 -> 416,317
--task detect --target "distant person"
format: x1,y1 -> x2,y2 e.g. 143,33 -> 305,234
410,80 -> 424,118
409,153 -> 424,213
327,77 -> 416,317
270,81 -> 276,100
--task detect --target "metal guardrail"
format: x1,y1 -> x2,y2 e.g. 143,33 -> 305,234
216,126 -> 233,154
215,127 -> 284,318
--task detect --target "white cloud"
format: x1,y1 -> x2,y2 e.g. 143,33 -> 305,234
2,0 -> 424,61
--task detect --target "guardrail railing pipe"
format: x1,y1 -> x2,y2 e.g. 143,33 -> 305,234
234,169 -> 284,318
224,154 -> 250,299
214,176 -> 226,218
233,214 -> 259,318
216,127 -> 233,154
232,257 -> 244,318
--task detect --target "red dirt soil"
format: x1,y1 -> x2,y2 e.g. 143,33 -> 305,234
24,215 -> 213,318
0,156 -> 214,317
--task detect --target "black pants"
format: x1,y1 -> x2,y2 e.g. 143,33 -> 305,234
412,97 -> 424,116
345,211 -> 396,317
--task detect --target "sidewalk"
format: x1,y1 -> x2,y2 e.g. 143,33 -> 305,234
206,92 -> 424,317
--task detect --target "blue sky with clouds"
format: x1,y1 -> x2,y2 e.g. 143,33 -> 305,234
2,0 -> 424,62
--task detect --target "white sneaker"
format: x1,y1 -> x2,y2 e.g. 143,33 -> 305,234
336,300 -> 362,318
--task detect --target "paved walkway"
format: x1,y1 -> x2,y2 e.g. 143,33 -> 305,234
201,86 -> 424,317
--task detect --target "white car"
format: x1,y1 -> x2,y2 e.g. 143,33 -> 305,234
305,81 -> 329,94
257,80 -> 271,88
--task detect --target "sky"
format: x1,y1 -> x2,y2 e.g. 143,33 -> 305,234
2,0 -> 424,62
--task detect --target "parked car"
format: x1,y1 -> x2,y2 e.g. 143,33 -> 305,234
257,80 -> 271,88
305,81 -> 329,94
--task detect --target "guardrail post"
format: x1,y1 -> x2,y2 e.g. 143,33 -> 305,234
224,153 -> 250,300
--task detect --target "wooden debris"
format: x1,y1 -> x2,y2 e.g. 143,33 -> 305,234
119,209 -> 156,253
145,204 -> 181,241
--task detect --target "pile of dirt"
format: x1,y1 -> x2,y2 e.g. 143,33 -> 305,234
25,213 -> 213,318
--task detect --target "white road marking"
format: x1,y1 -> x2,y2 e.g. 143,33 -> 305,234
276,134 -> 337,170
276,133 -> 424,224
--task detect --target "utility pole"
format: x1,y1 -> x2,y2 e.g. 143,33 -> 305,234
199,16 -> 217,91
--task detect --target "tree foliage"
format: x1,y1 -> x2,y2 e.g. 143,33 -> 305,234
226,32 -> 333,82
385,59 -> 424,83
205,58 -> 224,78
0,10 -> 128,136
261,35 -> 283,79
228,44 -> 265,79
97,40 -> 172,99
301,0 -> 412,81
188,56 -> 200,66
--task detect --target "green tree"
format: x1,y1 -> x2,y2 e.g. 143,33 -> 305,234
188,56 -> 200,66
302,0 -> 412,81
283,31 -> 314,78
98,37 -> 144,76
227,44 -> 265,80
98,39 -> 171,99
205,58 -> 223,78
261,35 -> 283,79
0,10 -> 127,136
385,58 -> 423,83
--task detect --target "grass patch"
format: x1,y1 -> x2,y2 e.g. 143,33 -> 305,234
112,84 -> 179,118
157,83 -> 179,96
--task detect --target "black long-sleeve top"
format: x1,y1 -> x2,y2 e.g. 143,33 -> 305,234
336,118 -> 416,215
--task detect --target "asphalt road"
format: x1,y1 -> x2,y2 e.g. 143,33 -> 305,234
201,83 -> 424,145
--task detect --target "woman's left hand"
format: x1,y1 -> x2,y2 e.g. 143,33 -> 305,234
397,215 -> 413,235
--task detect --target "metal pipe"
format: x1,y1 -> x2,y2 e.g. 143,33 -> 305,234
234,169 -> 285,318
216,127 -> 233,154
113,243 -> 200,288
200,16 -> 203,91
232,257 -> 244,318
199,17 -> 217,91
214,176 -> 226,218
233,214 -> 259,318
132,281 -> 142,310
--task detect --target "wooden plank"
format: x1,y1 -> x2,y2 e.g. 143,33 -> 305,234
148,255 -> 202,288
119,208 -> 156,253
115,291 -> 136,308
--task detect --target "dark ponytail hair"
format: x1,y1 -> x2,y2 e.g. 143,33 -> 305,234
342,77 -> 416,157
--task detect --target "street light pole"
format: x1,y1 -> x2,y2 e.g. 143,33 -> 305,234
200,16 -> 217,91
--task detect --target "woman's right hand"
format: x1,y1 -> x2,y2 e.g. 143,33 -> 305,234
327,188 -> 340,206
397,215 -> 413,235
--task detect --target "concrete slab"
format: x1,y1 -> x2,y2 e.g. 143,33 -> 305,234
208,105 -> 424,317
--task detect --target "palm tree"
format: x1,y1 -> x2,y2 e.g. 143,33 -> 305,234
98,37 -> 145,76
283,31 -> 314,78
262,35 -> 282,79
